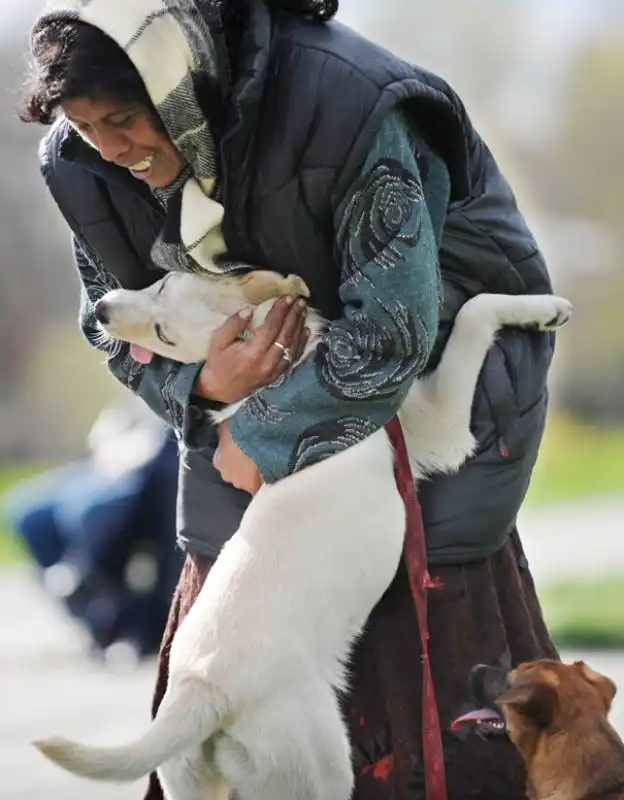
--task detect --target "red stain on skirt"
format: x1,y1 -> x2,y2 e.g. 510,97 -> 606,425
361,754 -> 394,781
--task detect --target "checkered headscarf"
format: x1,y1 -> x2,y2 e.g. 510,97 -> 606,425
33,0 -> 235,274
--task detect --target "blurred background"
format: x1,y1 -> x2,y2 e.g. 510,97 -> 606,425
0,0 -> 623,797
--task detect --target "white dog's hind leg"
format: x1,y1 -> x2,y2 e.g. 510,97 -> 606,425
218,685 -> 353,800
303,686 -> 354,800
158,748 -> 230,800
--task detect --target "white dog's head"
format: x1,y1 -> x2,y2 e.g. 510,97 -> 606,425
93,270 -> 315,365
94,272 -> 233,364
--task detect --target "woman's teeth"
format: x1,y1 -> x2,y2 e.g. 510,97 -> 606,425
129,154 -> 154,172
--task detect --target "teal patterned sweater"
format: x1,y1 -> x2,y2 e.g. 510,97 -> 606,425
74,108 -> 451,483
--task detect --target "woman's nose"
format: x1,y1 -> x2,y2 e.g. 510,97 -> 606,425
97,130 -> 132,164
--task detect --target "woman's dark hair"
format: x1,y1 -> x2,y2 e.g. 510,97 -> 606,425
269,0 -> 338,21
20,19 -> 155,125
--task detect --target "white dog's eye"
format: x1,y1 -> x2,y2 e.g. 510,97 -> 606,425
155,323 -> 176,347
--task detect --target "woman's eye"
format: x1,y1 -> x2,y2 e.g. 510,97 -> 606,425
111,114 -> 135,128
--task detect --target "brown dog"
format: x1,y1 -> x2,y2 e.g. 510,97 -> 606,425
452,659 -> 624,800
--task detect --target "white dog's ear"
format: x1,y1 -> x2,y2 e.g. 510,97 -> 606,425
237,271 -> 310,305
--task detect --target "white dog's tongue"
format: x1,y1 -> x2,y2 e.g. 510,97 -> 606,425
129,344 -> 154,364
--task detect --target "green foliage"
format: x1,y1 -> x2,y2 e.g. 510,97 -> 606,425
542,576 -> 624,650
0,464 -> 52,564
527,414 -> 624,505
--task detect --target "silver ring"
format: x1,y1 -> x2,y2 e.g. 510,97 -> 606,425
273,341 -> 293,364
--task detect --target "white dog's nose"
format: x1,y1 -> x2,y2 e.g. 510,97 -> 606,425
93,299 -> 110,325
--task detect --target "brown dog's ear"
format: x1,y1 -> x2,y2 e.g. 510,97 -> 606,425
575,661 -> 617,711
496,680 -> 558,729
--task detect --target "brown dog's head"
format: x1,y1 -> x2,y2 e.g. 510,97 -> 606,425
453,660 -> 624,799
453,659 -> 617,748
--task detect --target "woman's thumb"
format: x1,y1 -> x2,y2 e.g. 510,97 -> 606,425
213,307 -> 253,348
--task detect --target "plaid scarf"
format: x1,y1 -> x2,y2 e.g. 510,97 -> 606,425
34,0 -> 235,275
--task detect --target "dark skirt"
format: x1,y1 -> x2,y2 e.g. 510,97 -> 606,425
144,528 -> 557,800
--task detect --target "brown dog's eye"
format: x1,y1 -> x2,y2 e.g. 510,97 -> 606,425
155,323 -> 176,347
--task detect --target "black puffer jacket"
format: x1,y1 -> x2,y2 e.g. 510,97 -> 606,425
40,0 -> 554,563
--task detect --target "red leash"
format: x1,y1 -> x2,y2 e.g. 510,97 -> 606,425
385,417 -> 448,800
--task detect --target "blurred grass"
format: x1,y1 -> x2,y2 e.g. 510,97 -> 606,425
526,413 -> 624,505
0,413 -> 622,565
542,575 -> 624,650
0,463 -> 51,565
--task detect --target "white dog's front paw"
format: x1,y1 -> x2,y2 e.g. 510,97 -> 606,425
491,294 -> 573,332
526,295 -> 573,331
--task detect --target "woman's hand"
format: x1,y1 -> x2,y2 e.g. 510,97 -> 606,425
213,421 -> 263,495
194,295 -> 309,404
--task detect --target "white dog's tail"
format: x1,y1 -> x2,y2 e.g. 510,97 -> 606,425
32,676 -> 224,783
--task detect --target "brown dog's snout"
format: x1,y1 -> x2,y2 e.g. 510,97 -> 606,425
470,664 -> 510,709
93,299 -> 111,325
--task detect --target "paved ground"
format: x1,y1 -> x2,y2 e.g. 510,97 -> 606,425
0,568 -> 152,799
1,497 -> 623,799
518,495 -> 624,585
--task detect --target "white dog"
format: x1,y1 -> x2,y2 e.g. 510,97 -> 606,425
33,269 -> 571,800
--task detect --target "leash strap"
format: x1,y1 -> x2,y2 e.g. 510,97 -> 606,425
385,416 -> 448,800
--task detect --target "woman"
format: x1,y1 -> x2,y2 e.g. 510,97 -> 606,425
21,0 -> 558,797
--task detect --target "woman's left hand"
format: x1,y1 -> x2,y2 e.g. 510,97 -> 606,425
213,421 -> 263,495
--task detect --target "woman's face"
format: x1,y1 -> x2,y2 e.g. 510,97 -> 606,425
62,96 -> 184,188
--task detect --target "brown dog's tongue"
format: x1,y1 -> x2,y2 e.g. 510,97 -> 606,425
450,708 -> 502,731
129,344 -> 154,364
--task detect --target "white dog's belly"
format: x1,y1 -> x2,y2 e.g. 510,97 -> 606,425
161,429 -> 402,799
169,428 -> 404,691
